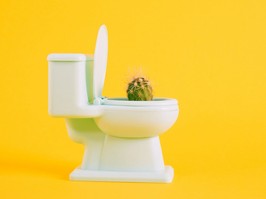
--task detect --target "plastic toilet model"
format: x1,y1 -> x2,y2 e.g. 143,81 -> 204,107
48,25 -> 179,183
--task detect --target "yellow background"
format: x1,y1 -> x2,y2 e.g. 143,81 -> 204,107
1,0 -> 266,198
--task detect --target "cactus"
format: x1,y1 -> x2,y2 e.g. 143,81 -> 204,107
127,77 -> 153,101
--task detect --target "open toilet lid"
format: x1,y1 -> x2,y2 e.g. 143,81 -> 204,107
93,25 -> 108,100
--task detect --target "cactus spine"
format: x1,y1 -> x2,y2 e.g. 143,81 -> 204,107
127,77 -> 153,101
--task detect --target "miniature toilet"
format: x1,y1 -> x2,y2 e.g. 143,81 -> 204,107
48,25 -> 179,183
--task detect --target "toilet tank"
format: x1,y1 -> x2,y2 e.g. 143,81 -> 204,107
48,54 -> 94,117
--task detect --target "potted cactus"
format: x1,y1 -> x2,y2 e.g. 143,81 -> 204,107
127,77 -> 153,101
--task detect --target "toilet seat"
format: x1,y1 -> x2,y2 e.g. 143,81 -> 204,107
100,97 -> 178,112
103,97 -> 177,106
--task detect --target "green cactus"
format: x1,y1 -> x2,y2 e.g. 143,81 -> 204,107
127,77 -> 153,101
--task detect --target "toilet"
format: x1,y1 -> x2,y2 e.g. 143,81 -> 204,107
48,25 -> 179,183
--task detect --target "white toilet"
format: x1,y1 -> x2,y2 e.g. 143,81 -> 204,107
48,25 -> 179,183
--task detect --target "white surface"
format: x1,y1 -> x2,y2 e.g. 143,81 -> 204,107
70,166 -> 174,183
65,117 -> 177,183
100,135 -> 164,171
48,58 -> 102,117
47,53 -> 89,61
93,25 -> 108,100
94,106 -> 178,138
66,118 -> 105,170
103,97 -> 178,106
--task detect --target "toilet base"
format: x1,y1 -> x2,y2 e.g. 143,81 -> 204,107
70,166 -> 174,183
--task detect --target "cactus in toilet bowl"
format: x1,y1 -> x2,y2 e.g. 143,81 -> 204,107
127,77 -> 153,101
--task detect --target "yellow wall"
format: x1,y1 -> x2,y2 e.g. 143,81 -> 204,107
0,0 -> 266,198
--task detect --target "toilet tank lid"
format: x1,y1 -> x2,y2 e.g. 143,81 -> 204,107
47,54 -> 93,61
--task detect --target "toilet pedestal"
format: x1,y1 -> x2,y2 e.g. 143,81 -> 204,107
70,135 -> 174,183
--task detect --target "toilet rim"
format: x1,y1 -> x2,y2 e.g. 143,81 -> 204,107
97,97 -> 178,111
101,97 -> 178,107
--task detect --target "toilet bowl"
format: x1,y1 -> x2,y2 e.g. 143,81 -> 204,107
95,97 -> 178,138
48,25 -> 179,183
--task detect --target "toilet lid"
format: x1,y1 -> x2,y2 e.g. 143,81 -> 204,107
93,25 -> 108,100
